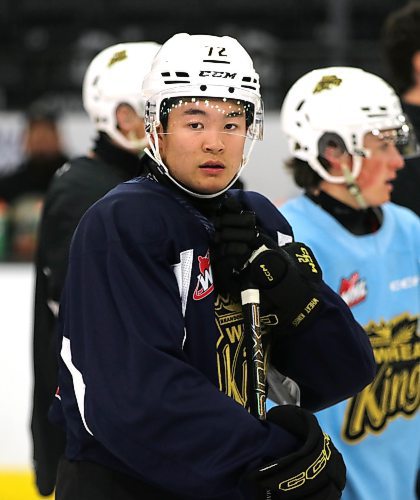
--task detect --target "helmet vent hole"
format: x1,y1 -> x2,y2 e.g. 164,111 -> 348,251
161,72 -> 170,77
379,106 -> 387,111
296,100 -> 305,111
361,107 -> 370,111
228,87 -> 235,93
242,76 -> 251,82
176,72 -> 189,77
200,85 -> 207,91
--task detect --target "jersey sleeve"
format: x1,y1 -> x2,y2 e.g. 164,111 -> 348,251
38,167 -> 94,305
270,281 -> 376,411
238,191 -> 376,412
57,195 -> 300,498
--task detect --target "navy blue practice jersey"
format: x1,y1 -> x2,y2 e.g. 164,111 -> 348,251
51,177 -> 374,499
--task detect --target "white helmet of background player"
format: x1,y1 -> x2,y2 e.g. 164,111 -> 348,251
280,66 -> 418,184
83,41 -> 161,152
141,33 -> 264,198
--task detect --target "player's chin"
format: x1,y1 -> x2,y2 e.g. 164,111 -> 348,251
195,174 -> 233,192
374,191 -> 391,206
193,178 -> 231,195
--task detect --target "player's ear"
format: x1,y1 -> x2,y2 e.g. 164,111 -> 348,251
155,123 -> 165,150
323,146 -> 352,175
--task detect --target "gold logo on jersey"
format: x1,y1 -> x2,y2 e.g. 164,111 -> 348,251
214,293 -> 272,410
343,313 -> 419,443
215,294 -> 248,407
108,50 -> 128,67
313,75 -> 342,94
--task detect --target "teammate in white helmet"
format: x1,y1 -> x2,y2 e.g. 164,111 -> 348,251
31,41 -> 161,497
280,66 -> 420,500
51,35 -> 375,500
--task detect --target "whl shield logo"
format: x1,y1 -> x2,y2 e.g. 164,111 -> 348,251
193,251 -> 214,300
339,272 -> 367,308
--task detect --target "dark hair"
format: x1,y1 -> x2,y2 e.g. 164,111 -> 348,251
285,157 -> 323,190
159,97 -> 254,131
382,2 -> 420,94
25,100 -> 59,126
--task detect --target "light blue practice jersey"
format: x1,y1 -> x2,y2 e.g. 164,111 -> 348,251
281,197 -> 420,500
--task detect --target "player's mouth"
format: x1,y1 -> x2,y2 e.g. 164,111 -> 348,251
385,176 -> 396,190
199,161 -> 225,171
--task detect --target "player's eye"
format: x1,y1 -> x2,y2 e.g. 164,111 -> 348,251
379,141 -> 391,151
188,122 -> 204,130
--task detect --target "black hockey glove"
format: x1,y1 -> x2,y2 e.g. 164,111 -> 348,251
212,196 -> 259,272
249,405 -> 346,499
211,196 -> 323,329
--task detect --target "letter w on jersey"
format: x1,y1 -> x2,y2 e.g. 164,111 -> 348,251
193,251 -> 214,300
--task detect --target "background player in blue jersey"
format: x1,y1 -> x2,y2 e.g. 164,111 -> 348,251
280,66 -> 420,500
52,35 -> 375,499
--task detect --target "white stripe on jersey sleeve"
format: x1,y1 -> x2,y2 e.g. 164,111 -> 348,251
60,336 -> 93,436
172,249 -> 194,349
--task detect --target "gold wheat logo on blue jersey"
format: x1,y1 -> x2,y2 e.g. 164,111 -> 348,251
343,312 -> 419,443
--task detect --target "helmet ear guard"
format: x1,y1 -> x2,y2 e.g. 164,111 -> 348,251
82,41 -> 161,151
141,33 -> 264,198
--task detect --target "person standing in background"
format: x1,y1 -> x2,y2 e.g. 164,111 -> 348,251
0,109 -> 68,260
31,41 -> 161,497
0,109 -> 67,204
280,66 -> 420,500
382,2 -> 420,216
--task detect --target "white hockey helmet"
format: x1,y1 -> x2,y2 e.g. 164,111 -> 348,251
83,41 -> 161,151
141,33 -> 264,198
280,66 -> 415,184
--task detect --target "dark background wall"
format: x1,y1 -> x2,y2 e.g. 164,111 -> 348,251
0,0 -> 413,112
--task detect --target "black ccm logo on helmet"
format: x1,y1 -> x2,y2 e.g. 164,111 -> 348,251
199,70 -> 237,79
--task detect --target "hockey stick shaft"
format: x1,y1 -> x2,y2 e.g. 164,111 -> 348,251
241,287 -> 266,420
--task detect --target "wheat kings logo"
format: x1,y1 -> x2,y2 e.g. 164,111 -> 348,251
343,312 -> 419,443
313,75 -> 342,94
107,50 -> 127,67
214,293 -> 270,409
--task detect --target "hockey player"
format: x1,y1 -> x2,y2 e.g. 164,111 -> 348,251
31,41 -> 161,496
382,2 -> 420,216
51,34 -> 375,500
280,67 -> 420,500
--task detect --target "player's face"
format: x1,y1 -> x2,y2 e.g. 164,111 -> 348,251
158,98 -> 246,194
358,131 -> 404,206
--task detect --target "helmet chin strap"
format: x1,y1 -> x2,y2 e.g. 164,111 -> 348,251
126,132 -> 150,152
341,162 -> 368,209
144,126 -> 252,199
107,129 -> 149,153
